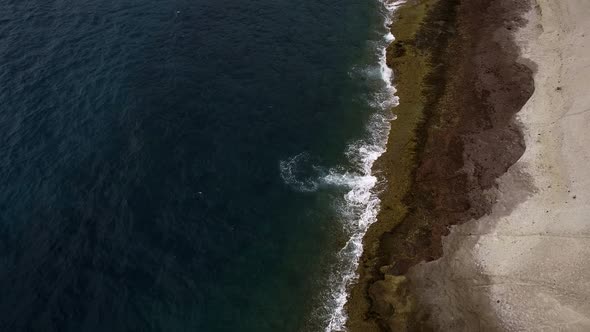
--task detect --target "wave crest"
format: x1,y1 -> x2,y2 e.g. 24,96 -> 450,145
280,1 -> 405,330
325,1 -> 405,330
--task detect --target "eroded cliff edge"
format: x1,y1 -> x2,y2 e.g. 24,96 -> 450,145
346,0 -> 534,330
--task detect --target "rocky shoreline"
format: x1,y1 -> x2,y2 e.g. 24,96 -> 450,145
346,0 -> 534,330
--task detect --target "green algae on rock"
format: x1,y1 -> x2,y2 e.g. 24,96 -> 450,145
346,0 -> 452,330
346,0 -> 534,330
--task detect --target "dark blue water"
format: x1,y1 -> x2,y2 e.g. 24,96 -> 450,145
0,0 -> 389,331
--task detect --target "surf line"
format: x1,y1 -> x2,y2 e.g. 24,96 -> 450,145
323,1 -> 405,331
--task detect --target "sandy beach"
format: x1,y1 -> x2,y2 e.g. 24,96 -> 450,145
409,0 -> 590,330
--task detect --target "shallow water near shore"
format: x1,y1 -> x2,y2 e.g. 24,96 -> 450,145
0,0 -> 397,331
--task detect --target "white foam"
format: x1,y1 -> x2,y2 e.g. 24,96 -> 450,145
385,32 -> 395,42
279,1 -> 405,329
323,1 -> 405,331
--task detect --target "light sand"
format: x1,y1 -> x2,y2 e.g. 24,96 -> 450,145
408,0 -> 590,330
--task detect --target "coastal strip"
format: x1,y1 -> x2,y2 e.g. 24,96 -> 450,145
410,0 -> 590,330
346,0 -> 535,330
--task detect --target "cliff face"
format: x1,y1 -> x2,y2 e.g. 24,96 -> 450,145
346,0 -> 534,330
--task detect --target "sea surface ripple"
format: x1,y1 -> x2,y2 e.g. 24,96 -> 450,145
0,0 -> 397,331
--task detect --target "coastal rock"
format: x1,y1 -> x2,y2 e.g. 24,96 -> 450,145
346,0 -> 536,330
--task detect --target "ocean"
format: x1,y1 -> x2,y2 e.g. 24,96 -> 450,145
0,0 -> 399,331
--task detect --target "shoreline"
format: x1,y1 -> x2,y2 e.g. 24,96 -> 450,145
321,2 -> 410,330
346,0 -> 536,330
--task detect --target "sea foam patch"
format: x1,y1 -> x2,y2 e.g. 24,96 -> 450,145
279,152 -> 321,192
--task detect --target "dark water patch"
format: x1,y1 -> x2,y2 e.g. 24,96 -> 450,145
0,0 -> 389,331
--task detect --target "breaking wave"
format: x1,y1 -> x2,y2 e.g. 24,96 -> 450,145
279,1 -> 405,330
